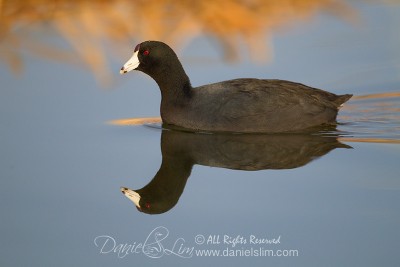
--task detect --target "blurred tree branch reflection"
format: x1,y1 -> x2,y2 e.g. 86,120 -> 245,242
1,0 -> 359,83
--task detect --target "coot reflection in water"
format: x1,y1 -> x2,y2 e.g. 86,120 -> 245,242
121,128 -> 351,215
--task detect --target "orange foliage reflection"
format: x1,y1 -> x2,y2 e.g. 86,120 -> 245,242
1,0 -> 357,82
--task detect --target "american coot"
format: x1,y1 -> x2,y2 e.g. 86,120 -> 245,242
120,41 -> 352,133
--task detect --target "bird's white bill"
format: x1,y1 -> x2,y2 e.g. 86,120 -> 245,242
120,51 -> 139,74
121,187 -> 141,208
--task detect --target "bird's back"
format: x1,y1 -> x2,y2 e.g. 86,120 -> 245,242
164,79 -> 352,133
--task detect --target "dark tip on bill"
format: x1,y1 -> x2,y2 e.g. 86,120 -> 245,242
119,68 -> 127,74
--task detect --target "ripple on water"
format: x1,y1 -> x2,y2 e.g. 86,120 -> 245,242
338,92 -> 400,144
107,92 -> 400,144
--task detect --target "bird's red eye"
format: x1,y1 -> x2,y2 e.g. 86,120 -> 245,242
145,202 -> 151,209
143,50 -> 150,56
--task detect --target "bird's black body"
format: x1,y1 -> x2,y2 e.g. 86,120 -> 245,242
121,41 -> 352,133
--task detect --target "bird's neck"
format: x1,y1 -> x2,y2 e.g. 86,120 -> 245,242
151,61 -> 193,106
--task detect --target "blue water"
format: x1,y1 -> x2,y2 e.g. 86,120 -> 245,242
1,2 -> 399,267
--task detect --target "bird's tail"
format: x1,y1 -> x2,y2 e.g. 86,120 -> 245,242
335,94 -> 353,108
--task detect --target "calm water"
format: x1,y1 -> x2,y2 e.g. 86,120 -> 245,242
1,1 -> 400,267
